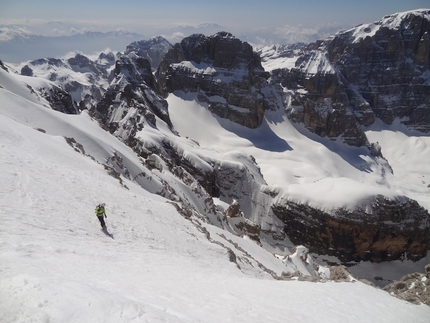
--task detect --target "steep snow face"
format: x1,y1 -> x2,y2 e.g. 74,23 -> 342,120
258,44 -> 303,72
0,66 -> 52,107
2,68 -> 430,323
1,64 -> 78,114
1,57 -> 289,253
258,43 -> 335,75
365,120 -> 430,211
295,50 -> 336,75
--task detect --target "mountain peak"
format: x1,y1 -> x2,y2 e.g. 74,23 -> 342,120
125,36 -> 172,71
213,31 -> 235,39
343,8 -> 430,43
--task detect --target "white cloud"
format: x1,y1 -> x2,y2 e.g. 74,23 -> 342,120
162,31 -> 186,44
274,23 -> 343,44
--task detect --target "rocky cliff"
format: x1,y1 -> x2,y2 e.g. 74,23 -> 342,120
327,10 -> 430,132
125,36 -> 173,72
156,32 -> 280,128
92,53 -> 171,148
261,9 -> 430,146
272,195 -> 429,262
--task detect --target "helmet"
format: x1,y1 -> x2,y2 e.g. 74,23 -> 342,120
101,203 -> 106,207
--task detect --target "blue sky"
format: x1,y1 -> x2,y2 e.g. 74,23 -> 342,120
1,0 -> 428,26
0,0 -> 429,44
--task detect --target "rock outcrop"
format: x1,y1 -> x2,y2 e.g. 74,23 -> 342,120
39,85 -> 77,114
272,195 -> 430,262
327,10 -> 430,133
156,32 -> 279,128
125,36 -> 172,72
268,45 -> 368,146
92,53 -> 171,149
383,264 -> 430,305
261,10 -> 430,146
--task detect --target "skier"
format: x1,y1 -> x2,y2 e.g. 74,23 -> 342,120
95,203 -> 107,230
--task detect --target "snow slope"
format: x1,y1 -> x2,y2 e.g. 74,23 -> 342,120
366,120 -> 430,211
167,91 -> 429,212
1,63 -> 430,322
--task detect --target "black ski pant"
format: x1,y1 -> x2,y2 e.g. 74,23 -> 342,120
97,215 -> 106,228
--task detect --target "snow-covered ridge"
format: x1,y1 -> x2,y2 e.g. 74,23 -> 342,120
348,9 -> 430,43
259,43 -> 336,75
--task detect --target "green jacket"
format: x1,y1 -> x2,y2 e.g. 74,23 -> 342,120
95,205 -> 106,217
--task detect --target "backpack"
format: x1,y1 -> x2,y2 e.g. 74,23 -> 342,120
95,205 -> 104,216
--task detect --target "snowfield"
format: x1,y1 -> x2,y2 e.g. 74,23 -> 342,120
1,59 -> 430,321
167,92 -> 430,213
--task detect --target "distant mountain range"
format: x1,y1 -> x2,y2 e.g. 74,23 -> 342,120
0,20 -> 344,62
0,30 -> 145,63
0,22 -> 225,63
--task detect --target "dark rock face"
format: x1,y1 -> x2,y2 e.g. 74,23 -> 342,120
21,65 -> 33,76
272,196 -> 429,263
264,10 -> 430,145
98,52 -> 117,67
0,59 -> 8,72
125,36 -> 173,72
224,200 -> 262,243
268,45 -> 369,147
156,32 -> 278,128
37,85 -> 77,114
67,54 -> 105,76
327,10 -> 430,133
92,53 -> 171,155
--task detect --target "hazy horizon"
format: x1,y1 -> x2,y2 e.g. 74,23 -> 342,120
1,1 -> 429,62
1,1 -> 429,41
